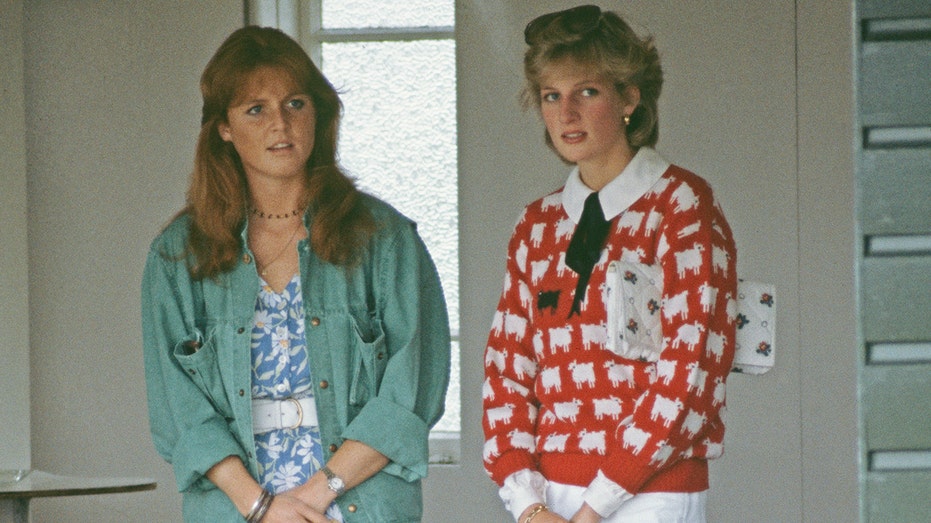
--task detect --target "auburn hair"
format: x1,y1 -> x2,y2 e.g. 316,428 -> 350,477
182,26 -> 374,279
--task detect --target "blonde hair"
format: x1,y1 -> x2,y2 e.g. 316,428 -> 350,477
184,26 -> 374,279
522,8 -> 663,149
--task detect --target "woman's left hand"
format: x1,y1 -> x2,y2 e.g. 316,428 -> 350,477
282,440 -> 388,513
283,476 -> 335,515
262,492 -> 332,523
569,503 -> 602,523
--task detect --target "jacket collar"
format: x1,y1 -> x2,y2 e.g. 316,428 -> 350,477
561,147 -> 670,224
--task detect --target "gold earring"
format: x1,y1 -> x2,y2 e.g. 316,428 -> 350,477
623,114 -> 631,126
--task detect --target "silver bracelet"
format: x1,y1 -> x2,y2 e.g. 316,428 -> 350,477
245,489 -> 274,523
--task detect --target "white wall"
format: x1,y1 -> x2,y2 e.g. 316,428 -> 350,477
796,2 -> 859,519
10,1 -> 856,521
21,2 -> 241,521
0,0 -> 31,471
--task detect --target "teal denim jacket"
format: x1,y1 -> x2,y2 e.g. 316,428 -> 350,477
141,196 -> 451,522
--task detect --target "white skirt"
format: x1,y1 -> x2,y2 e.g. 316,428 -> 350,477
547,482 -> 707,523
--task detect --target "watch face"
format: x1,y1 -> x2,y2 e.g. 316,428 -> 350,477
329,476 -> 345,493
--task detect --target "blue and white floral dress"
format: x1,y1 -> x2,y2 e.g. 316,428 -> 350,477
251,275 -> 342,521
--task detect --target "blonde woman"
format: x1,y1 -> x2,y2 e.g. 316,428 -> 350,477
482,6 -> 738,522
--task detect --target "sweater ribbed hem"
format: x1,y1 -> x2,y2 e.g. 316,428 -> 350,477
539,454 -> 708,494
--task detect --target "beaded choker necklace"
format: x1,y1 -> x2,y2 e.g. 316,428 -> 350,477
248,206 -> 304,220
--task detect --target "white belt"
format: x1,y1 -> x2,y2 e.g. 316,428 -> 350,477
252,397 -> 318,434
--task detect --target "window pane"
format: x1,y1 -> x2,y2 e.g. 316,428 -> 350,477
322,40 -> 459,433
322,0 -> 454,29
321,40 -> 459,336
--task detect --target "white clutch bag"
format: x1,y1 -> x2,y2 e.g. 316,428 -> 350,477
605,261 -> 775,375
730,279 -> 776,374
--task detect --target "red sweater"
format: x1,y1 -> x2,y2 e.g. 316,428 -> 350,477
482,162 -> 737,496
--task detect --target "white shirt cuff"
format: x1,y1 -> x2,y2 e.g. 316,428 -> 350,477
581,470 -> 634,518
498,469 -> 548,522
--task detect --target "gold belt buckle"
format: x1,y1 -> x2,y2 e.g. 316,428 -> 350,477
286,398 -> 303,430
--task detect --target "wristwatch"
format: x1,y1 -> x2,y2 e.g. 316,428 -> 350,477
321,466 -> 345,496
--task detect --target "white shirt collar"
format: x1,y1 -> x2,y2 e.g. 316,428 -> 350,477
561,147 -> 670,224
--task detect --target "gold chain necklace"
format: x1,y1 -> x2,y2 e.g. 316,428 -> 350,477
255,220 -> 303,277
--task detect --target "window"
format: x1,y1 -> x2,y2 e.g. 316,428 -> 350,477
247,0 -> 460,463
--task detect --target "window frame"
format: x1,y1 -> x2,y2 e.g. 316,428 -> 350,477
246,0 -> 461,465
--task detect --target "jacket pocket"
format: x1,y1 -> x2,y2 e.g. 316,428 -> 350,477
348,314 -> 388,409
173,329 -> 234,417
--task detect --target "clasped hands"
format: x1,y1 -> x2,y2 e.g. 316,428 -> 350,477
521,502 -> 602,523
256,473 -> 338,523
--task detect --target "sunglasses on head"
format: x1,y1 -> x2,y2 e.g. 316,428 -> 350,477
524,4 -> 602,45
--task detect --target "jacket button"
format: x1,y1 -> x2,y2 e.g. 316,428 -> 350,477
319,380 -> 329,389
237,327 -> 245,334
328,444 -> 338,453
188,369 -> 196,375
242,254 -> 252,264
347,504 -> 357,513
377,352 -> 385,360
310,317 -> 321,327
239,389 -> 245,396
